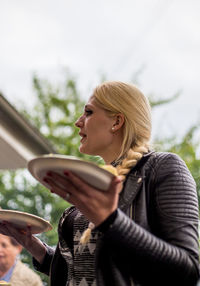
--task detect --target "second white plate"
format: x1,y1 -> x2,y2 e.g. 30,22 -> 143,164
0,209 -> 52,234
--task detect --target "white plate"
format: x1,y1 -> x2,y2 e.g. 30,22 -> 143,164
28,154 -> 114,191
0,209 -> 52,234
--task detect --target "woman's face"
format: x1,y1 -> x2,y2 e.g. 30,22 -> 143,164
75,97 -> 117,162
0,234 -> 22,274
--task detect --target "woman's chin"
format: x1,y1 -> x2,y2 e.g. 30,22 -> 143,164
79,145 -> 88,154
79,145 -> 94,156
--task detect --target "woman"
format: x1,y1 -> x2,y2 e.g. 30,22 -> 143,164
0,81 -> 199,286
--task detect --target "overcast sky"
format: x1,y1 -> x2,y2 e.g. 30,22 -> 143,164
0,0 -> 200,140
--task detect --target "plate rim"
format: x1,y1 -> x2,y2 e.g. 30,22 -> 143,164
28,154 -> 113,176
0,209 -> 52,233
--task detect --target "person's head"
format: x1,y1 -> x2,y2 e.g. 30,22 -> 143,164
0,234 -> 22,275
76,81 -> 151,171
92,81 -> 152,159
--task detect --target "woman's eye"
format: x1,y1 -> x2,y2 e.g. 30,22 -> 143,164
85,110 -> 93,116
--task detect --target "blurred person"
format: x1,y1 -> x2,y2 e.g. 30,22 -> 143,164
0,234 -> 43,286
0,81 -> 199,286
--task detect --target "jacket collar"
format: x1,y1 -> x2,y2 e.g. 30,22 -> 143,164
118,151 -> 154,212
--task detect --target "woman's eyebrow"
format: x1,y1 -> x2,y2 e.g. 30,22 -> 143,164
84,104 -> 93,109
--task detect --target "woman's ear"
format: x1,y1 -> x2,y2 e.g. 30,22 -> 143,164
112,114 -> 124,131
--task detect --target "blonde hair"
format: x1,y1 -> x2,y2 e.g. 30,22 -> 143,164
93,81 -> 152,180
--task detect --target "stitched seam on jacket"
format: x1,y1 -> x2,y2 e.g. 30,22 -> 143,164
151,153 -> 198,222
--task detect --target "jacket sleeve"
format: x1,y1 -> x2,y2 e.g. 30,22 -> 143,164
32,244 -> 55,276
98,152 -> 200,286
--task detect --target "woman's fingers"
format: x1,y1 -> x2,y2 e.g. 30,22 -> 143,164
44,170 -> 123,205
44,170 -> 96,200
43,170 -> 123,225
44,171 -> 70,191
43,172 -> 75,200
45,170 -> 122,195
0,221 -> 14,237
0,222 -> 9,235
63,170 -> 122,195
0,221 -> 33,248
63,170 -> 97,194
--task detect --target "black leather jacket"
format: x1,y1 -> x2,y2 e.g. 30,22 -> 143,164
34,152 -> 200,286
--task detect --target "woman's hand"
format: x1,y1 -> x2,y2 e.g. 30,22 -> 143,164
0,221 -> 46,264
44,171 -> 122,226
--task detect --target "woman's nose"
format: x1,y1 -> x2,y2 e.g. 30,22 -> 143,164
75,116 -> 84,128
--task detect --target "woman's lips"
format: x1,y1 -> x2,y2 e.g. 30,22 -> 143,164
79,132 -> 87,143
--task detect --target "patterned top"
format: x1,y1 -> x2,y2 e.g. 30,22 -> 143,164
58,208 -> 101,286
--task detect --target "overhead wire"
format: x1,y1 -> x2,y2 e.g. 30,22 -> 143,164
111,0 -> 174,78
